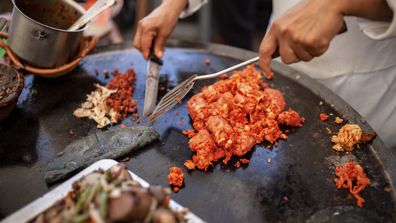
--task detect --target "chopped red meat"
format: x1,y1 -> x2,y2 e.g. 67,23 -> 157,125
278,109 -> 305,127
320,113 -> 329,121
184,65 -> 303,171
168,167 -> 184,193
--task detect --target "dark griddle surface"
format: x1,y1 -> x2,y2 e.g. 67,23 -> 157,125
0,41 -> 395,222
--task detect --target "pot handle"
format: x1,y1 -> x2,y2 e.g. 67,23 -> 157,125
0,32 -> 24,68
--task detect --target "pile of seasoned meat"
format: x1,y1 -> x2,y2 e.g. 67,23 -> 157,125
183,65 -> 304,170
34,164 -> 186,223
106,68 -> 138,122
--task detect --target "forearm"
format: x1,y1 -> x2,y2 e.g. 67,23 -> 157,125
337,0 -> 393,20
161,0 -> 188,17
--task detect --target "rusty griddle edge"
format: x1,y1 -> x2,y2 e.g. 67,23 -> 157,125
92,39 -> 396,206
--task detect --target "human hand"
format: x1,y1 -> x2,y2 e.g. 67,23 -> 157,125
133,0 -> 188,59
259,0 -> 345,75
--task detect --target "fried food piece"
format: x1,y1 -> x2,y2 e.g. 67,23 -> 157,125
278,109 -> 305,127
187,94 -> 209,130
239,159 -> 250,164
319,113 -> 329,121
206,116 -> 235,149
263,88 -> 286,119
188,130 -> 222,170
331,124 -> 363,151
332,123 -> 377,152
335,117 -> 344,124
184,160 -> 195,170
168,167 -> 184,193
334,162 -> 371,207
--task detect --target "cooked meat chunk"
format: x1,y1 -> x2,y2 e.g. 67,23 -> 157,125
278,109 -> 305,127
332,124 -> 362,151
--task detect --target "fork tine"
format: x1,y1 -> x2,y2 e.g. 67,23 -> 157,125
154,80 -> 194,106
151,83 -> 194,115
149,83 -> 194,121
148,76 -> 196,121
154,76 -> 194,101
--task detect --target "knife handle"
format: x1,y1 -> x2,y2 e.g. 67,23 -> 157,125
149,38 -> 164,65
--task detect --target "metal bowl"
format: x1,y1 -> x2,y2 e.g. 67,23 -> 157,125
0,64 -> 24,121
8,0 -> 87,68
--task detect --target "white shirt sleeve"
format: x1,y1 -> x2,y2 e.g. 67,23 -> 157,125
358,0 -> 396,40
179,0 -> 208,18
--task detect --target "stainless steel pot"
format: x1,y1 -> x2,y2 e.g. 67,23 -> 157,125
8,0 -> 87,68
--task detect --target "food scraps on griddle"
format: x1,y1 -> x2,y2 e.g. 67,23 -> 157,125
219,74 -> 228,80
34,164 -> 187,223
239,158 -> 250,164
277,109 -> 305,127
334,162 -> 371,208
184,160 -> 195,170
183,65 -> 304,171
73,84 -> 118,128
331,123 -> 376,152
74,68 -> 138,128
319,113 -> 329,121
335,117 -> 343,124
168,167 -> 184,193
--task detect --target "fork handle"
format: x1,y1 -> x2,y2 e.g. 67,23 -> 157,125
195,56 -> 259,80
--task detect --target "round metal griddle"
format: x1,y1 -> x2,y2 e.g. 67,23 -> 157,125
0,40 -> 395,222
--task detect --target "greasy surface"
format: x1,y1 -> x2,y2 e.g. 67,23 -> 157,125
0,42 -> 395,222
45,126 -> 159,183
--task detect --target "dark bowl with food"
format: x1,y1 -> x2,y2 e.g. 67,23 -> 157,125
0,64 -> 24,121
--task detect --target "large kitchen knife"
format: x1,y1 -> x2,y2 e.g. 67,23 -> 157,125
143,43 -> 163,116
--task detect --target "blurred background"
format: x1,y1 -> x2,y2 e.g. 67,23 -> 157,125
0,0 -> 272,51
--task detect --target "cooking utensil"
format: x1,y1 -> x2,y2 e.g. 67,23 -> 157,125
146,19 -> 347,121
143,41 -> 163,116
148,54 -> 277,122
7,0 -> 86,68
68,0 -> 116,31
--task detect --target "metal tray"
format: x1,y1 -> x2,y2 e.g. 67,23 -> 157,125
0,40 -> 395,222
1,159 -> 204,223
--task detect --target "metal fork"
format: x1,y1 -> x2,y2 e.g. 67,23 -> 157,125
148,56 -> 260,122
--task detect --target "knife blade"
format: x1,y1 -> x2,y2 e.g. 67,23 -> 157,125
143,43 -> 163,116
